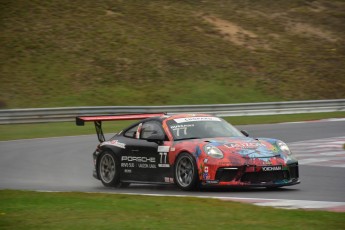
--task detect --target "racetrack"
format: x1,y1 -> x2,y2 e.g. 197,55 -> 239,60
1,120 -> 344,209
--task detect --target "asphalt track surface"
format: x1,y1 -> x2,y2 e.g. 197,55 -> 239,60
1,120 -> 344,203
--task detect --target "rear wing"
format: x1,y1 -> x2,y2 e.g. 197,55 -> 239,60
76,113 -> 165,143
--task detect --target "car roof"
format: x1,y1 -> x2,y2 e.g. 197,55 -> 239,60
126,113 -> 215,127
120,113 -> 219,137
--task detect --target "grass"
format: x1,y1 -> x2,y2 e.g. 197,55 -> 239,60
0,190 -> 344,230
0,112 -> 344,141
1,0 -> 345,109
224,111 -> 345,125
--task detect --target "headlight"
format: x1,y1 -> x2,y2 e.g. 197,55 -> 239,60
277,141 -> 291,155
204,145 -> 223,159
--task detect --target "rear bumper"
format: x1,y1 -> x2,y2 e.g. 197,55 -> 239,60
93,149 -> 100,180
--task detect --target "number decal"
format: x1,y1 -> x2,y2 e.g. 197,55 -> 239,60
159,152 -> 169,167
176,128 -> 187,137
159,152 -> 167,164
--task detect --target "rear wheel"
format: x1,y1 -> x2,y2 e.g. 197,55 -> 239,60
98,151 -> 120,187
174,153 -> 199,191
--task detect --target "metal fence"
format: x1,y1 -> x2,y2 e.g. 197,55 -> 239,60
0,99 -> 344,124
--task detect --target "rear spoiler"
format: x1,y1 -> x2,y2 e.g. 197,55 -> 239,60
76,113 -> 165,143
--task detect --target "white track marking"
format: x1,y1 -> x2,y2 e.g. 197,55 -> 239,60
278,118 -> 345,124
254,200 -> 345,210
289,136 -> 345,168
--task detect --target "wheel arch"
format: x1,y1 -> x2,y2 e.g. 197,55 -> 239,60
172,148 -> 204,175
172,150 -> 194,166
96,146 -> 122,179
98,145 -> 122,159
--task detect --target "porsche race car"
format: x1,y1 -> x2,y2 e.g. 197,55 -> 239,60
76,113 -> 300,190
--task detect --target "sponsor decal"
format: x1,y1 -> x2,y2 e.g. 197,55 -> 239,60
121,156 -> 157,169
174,117 -> 221,123
124,169 -> 132,173
170,124 -> 195,129
202,166 -> 209,180
158,152 -> 170,168
121,162 -> 135,168
204,180 -> 219,184
262,166 -> 282,171
158,146 -> 170,152
203,172 -> 210,180
138,163 -> 156,169
121,156 -> 156,163
204,158 -> 209,163
101,140 -> 126,149
164,177 -> 174,183
224,142 -> 265,149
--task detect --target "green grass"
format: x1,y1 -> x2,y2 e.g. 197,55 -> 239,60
1,0 -> 345,109
0,190 -> 344,230
0,112 -> 344,141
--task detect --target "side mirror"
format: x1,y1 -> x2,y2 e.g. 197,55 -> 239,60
146,133 -> 165,142
241,130 -> 249,137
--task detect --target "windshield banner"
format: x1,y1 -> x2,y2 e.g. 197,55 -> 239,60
174,117 -> 221,123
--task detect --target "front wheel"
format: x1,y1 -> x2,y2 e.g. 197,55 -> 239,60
174,153 -> 199,191
98,151 -> 120,187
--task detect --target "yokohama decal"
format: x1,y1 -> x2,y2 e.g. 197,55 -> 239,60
262,166 -> 282,171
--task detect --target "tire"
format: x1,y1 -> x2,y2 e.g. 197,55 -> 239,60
98,151 -> 120,187
174,152 -> 199,191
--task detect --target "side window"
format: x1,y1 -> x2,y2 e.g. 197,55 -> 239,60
124,124 -> 140,138
140,121 -> 164,139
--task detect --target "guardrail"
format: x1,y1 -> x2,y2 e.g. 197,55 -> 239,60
0,99 -> 344,124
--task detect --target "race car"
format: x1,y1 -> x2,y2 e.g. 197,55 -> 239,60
76,113 -> 300,190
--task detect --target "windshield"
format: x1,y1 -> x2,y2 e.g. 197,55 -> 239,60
167,116 -> 244,140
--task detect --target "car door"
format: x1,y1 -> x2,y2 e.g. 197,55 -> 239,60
120,120 -> 172,182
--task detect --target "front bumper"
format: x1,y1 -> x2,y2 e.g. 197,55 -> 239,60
201,163 -> 300,187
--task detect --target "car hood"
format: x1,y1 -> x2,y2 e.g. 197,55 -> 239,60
201,137 -> 282,159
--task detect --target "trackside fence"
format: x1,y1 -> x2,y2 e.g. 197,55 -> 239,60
0,99 -> 344,124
